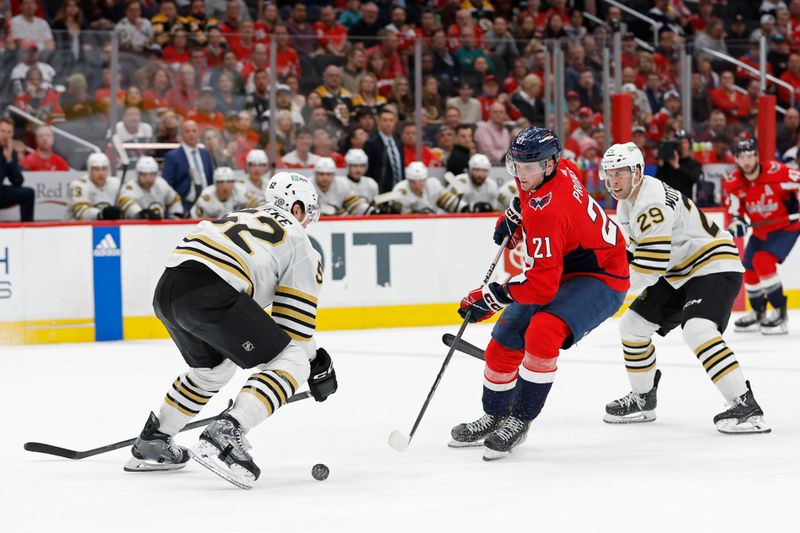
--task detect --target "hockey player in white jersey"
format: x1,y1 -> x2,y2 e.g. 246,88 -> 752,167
344,148 -> 379,203
241,149 -> 269,205
601,142 -> 769,434
393,161 -> 463,213
445,153 -> 501,212
117,156 -> 183,219
313,156 -> 371,215
68,153 -> 122,220
190,167 -> 252,219
125,172 -> 337,489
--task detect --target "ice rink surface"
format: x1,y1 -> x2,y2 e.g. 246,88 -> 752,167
3,312 -> 799,533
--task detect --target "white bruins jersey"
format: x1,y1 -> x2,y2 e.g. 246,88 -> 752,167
618,175 -> 743,292
190,183 -> 252,219
496,179 -> 519,209
393,178 -> 462,213
68,176 -> 121,220
241,177 -> 267,206
315,175 -> 371,215
347,175 -> 379,203
118,177 -> 183,219
448,173 -> 501,211
164,205 -> 323,344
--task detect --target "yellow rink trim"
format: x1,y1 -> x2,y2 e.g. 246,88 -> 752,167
3,289 -> 800,345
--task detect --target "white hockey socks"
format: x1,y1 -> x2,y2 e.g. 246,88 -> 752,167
623,338 -> 658,393
683,318 -> 747,402
229,370 -> 299,432
158,361 -> 236,436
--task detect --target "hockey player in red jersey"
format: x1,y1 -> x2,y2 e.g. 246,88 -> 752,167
452,127 -> 630,460
724,138 -> 800,334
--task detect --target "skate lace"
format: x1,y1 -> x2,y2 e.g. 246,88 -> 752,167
616,391 -> 646,410
493,416 -> 525,441
467,414 -> 496,432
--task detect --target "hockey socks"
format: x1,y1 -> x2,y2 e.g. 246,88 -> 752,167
684,319 -> 747,402
623,339 -> 658,394
229,370 -> 298,431
511,352 -> 556,421
159,372 -> 220,436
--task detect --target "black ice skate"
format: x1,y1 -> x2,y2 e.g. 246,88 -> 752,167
734,308 -> 766,332
603,369 -> 661,424
189,415 -> 260,489
760,306 -> 788,335
124,412 -> 189,472
449,414 -> 504,448
714,381 -> 771,435
482,416 -> 530,461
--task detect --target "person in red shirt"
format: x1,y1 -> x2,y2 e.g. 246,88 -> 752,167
240,43 -> 268,92
165,63 -> 199,117
778,53 -> 800,106
143,66 -> 172,115
311,127 -> 345,167
21,125 -> 69,171
648,89 -> 681,142
453,127 -> 628,458
184,87 -> 225,133
313,4 -> 348,56
163,28 -> 191,65
205,27 -> 228,68
724,139 -> 800,334
477,75 -> 522,122
269,24 -> 302,80
228,19 -> 256,61
710,70 -> 751,126
365,29 -> 404,81
399,121 -> 438,167
446,8 -> 484,52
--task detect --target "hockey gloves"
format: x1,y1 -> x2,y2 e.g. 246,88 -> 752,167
99,205 -> 123,220
137,208 -> 163,220
458,282 -> 513,323
727,216 -> 748,238
308,347 -> 338,402
493,197 -> 523,248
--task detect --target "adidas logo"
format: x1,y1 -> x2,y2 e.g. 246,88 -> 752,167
93,233 -> 121,257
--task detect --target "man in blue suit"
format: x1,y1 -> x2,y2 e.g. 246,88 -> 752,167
163,120 -> 214,214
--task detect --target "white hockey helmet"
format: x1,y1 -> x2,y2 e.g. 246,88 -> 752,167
345,148 -> 368,166
314,157 -> 337,174
87,152 -> 110,169
264,172 -> 321,224
246,149 -> 269,166
213,167 -> 236,182
600,142 -> 645,201
468,153 -> 491,172
405,161 -> 427,181
136,156 -> 159,174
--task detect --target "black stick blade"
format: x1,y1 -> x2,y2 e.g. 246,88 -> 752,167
24,442 -> 82,460
441,333 -> 485,360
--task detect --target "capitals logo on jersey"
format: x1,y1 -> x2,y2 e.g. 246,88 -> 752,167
529,192 -> 552,210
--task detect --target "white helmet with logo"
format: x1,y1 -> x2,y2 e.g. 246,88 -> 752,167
246,149 -> 269,166
600,142 -> 645,201
136,156 -> 159,174
405,161 -> 427,181
314,157 -> 337,174
468,153 -> 491,172
87,152 -> 110,169
213,167 -> 236,182
345,148 -> 368,166
264,172 -> 321,224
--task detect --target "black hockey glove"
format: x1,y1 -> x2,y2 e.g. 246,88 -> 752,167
493,197 -> 522,246
308,347 -> 337,402
99,205 -> 122,220
727,216 -> 747,238
137,208 -> 163,220
472,201 -> 494,213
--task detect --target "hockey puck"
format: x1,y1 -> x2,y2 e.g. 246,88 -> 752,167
311,463 -> 329,481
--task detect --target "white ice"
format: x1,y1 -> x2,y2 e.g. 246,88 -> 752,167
3,313 -> 800,533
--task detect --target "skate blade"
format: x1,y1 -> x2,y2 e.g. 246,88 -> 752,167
123,456 -> 187,472
760,325 -> 788,335
482,433 -> 527,461
189,441 -> 255,490
734,324 -> 760,333
716,416 -> 772,435
603,411 -> 656,424
447,439 -> 485,448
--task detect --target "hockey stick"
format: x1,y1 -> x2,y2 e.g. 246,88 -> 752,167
749,212 -> 800,229
112,134 -> 131,205
24,391 -> 312,460
388,237 -> 509,452
441,333 -> 485,361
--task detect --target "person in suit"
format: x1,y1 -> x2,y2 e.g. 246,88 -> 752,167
363,107 -> 404,193
163,120 -> 215,213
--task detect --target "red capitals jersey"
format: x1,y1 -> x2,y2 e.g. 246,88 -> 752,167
507,159 -> 630,305
724,160 -> 800,240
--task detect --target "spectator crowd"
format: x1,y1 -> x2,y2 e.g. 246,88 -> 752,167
3,0 -> 800,220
